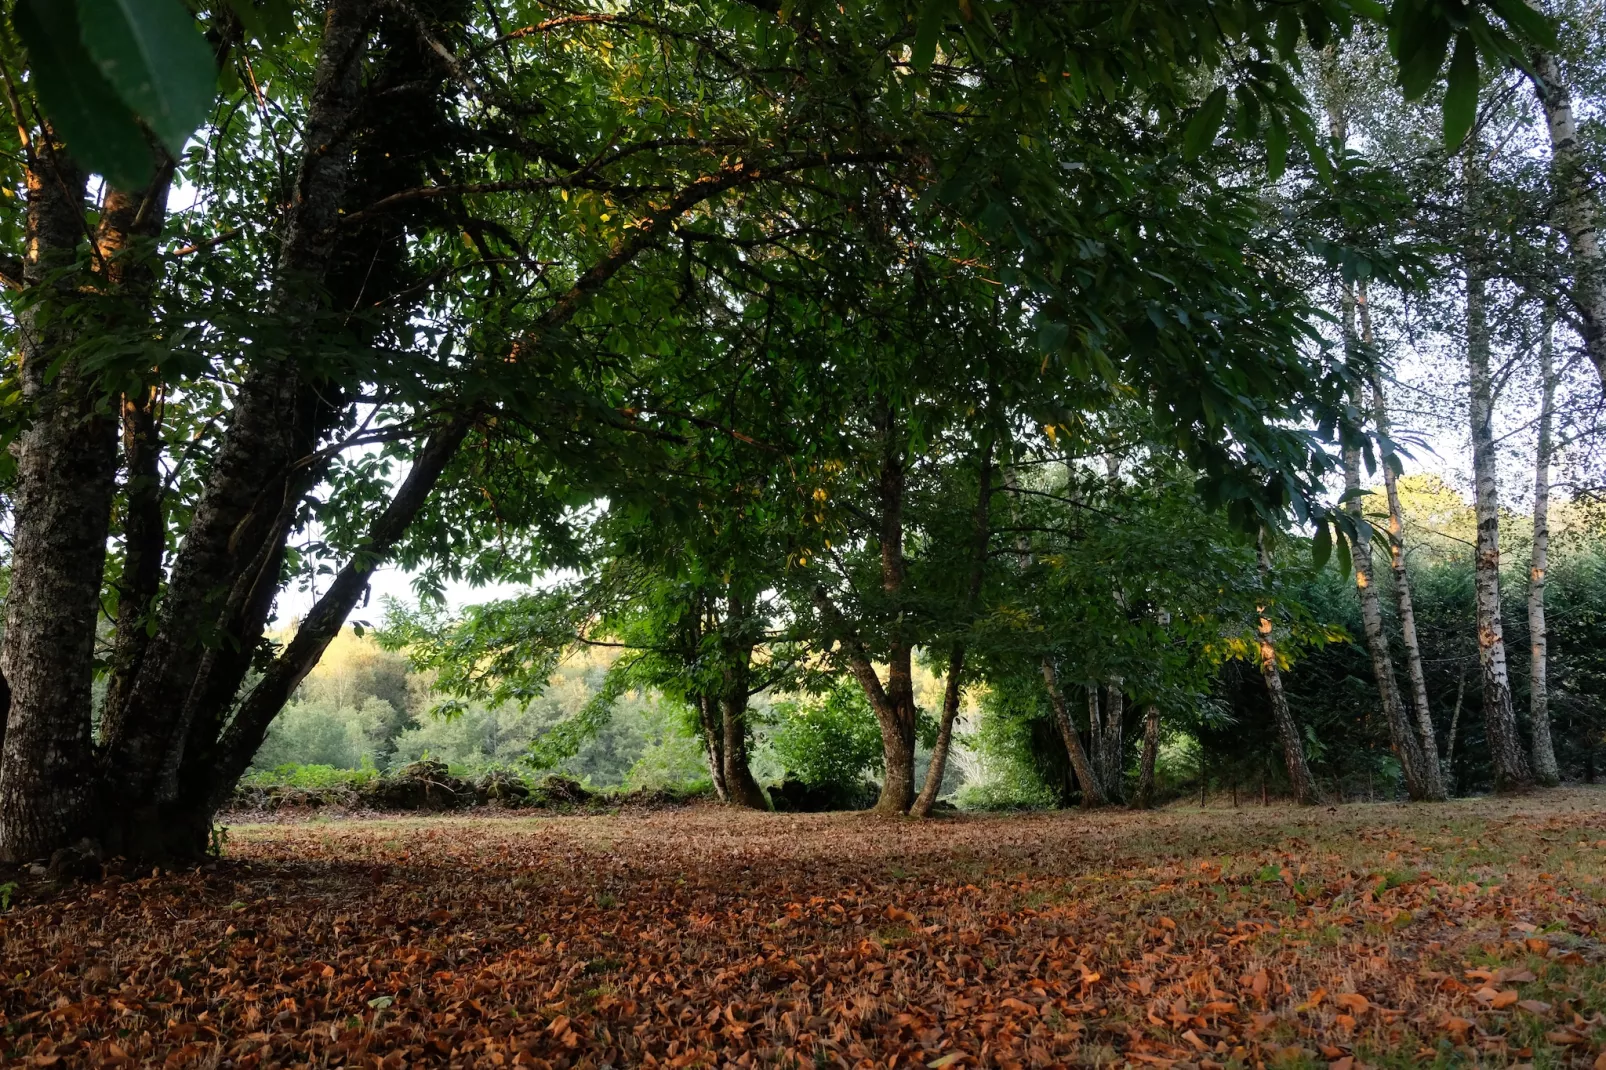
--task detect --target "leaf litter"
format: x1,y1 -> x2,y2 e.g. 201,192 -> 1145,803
4,789 -> 1606,1068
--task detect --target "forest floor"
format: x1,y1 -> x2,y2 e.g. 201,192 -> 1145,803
4,790 -> 1606,1068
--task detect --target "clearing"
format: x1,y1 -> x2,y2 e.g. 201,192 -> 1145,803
5,790 -> 1606,1068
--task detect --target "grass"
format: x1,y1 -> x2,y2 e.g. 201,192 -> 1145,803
2,789 -> 1605,1067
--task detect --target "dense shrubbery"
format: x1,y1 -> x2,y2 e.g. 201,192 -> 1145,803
767,685 -> 885,799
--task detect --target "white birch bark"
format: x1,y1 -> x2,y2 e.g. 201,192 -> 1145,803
1356,289 -> 1448,798
1340,288 -> 1441,800
1529,47 -> 1606,391
1529,308 -> 1560,784
1464,143 -> 1534,791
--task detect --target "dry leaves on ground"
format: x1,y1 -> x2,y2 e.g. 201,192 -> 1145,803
4,789 -> 1606,1068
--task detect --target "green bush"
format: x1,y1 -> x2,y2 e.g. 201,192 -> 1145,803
238,759 -> 381,791
767,684 -> 883,792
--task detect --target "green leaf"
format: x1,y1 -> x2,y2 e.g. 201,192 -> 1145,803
1312,520 -> 1333,571
1274,10 -> 1301,58
1485,0 -> 1558,50
1335,530 -> 1353,580
77,0 -> 216,157
1036,319 -> 1070,354
1183,85 -> 1229,159
11,0 -> 154,189
1442,32 -> 1479,148
1266,115 -> 1290,180
1397,17 -> 1453,101
912,0 -> 950,72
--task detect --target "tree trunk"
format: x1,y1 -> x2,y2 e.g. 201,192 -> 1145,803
1134,704 -> 1160,809
1340,288 -> 1441,801
0,149 -> 113,863
194,419 -> 472,822
913,644 -> 966,818
100,0 -> 376,818
718,591 -> 768,810
1529,49 -> 1606,391
1529,307 -> 1560,785
863,406 -> 918,815
1041,658 -> 1107,807
697,695 -> 729,802
1363,296 -> 1443,779
1101,682 -> 1124,802
721,689 -> 768,810
1086,685 -> 1104,789
1465,143 -> 1534,793
1256,536 -> 1324,805
1445,663 -> 1465,784
914,443 -> 994,817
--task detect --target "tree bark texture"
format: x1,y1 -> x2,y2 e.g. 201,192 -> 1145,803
99,0 -> 377,819
1256,536 -> 1324,806
1100,683 -> 1124,802
1529,309 -> 1560,785
1530,49 -> 1606,392
698,695 -> 729,803
1134,704 -> 1160,809
865,409 -> 918,815
1465,145 -> 1534,793
0,149 -> 113,862
913,446 -> 994,817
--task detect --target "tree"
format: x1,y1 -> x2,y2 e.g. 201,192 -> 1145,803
1463,138 -> 1535,792
0,0 -> 922,859
1527,31 -> 1605,392
1256,535 -> 1326,805
1528,306 -> 1561,784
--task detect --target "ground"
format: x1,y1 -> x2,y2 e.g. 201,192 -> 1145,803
4,791 -> 1606,1068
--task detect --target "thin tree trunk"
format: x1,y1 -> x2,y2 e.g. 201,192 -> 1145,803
95,164 -> 175,729
1529,307 -> 1560,785
913,644 -> 966,818
1340,287 -> 1440,800
1086,685 -> 1104,788
914,445 -> 994,817
1444,662 -> 1466,780
1363,296 -> 1443,778
1256,535 -> 1324,805
869,406 -> 918,815
1098,454 -> 1126,802
1042,658 -> 1107,807
1134,704 -> 1160,809
1529,49 -> 1606,391
197,418 -> 472,822
1464,143 -> 1534,792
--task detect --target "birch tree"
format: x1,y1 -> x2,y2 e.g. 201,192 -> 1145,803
1529,307 -> 1561,784
1463,140 -> 1536,792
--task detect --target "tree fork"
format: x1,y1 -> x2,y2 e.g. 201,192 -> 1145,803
1041,658 -> 1107,808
